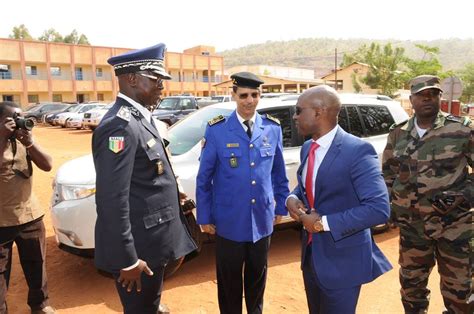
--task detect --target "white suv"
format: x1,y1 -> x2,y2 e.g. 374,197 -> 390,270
50,94 -> 408,274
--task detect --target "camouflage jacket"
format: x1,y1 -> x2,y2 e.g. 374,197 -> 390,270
382,112 -> 473,216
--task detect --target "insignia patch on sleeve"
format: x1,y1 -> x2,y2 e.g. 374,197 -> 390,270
109,136 -> 124,153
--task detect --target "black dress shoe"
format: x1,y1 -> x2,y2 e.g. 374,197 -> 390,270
158,303 -> 170,314
31,305 -> 56,314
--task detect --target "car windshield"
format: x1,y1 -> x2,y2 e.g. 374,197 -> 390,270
62,105 -> 77,112
168,107 -> 233,156
158,98 -> 179,110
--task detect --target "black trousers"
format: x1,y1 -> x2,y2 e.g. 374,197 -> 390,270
0,217 -> 49,313
113,265 -> 165,314
215,234 -> 271,314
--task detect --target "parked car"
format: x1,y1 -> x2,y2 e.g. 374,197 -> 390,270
56,103 -> 103,128
82,103 -> 113,130
50,94 -> 408,276
197,95 -> 232,108
43,104 -> 75,125
152,96 -> 198,125
24,103 -> 70,123
260,92 -> 298,99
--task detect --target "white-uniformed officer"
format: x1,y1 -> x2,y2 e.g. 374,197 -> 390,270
196,72 -> 289,314
92,43 -> 196,314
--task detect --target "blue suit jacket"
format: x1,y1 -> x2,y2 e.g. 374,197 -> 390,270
293,127 -> 392,289
196,111 -> 289,242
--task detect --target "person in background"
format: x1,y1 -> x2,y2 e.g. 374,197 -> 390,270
0,101 -> 54,314
382,75 -> 473,314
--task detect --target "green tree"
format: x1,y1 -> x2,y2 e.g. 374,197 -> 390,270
38,28 -> 64,42
64,30 -> 90,45
402,44 -> 444,86
343,43 -> 406,98
9,24 -> 33,40
341,44 -> 369,67
458,63 -> 474,103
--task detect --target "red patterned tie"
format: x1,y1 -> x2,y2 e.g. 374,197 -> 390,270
305,141 -> 319,244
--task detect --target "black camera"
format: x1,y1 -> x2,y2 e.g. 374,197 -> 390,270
13,113 -> 35,131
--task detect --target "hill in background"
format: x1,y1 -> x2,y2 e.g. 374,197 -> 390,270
218,38 -> 473,77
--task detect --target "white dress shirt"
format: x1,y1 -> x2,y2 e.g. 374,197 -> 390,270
236,111 -> 256,134
287,125 -> 339,231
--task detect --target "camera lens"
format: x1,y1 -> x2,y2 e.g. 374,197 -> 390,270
24,118 -> 35,130
15,117 -> 35,131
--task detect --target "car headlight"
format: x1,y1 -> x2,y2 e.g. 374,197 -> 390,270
57,184 -> 96,202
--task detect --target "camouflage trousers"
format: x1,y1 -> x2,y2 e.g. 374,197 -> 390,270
397,208 -> 473,314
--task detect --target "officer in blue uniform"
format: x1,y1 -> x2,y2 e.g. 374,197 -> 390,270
196,72 -> 290,314
92,43 -> 196,314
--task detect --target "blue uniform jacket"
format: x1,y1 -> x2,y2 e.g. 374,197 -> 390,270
92,97 -> 196,272
196,111 -> 289,242
293,127 -> 392,289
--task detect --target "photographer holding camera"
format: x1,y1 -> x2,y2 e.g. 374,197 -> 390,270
382,75 -> 473,314
0,101 -> 54,314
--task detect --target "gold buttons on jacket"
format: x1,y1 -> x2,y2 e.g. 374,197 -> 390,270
251,180 -> 256,185
251,199 -> 256,204
249,143 -> 254,148
250,162 -> 255,167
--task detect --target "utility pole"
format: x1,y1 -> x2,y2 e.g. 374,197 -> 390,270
334,48 -> 338,90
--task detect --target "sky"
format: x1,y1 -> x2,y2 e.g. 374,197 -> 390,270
1,0 -> 472,53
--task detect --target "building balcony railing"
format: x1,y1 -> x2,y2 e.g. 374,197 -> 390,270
0,70 -> 114,82
167,76 -> 223,83
0,70 -> 21,80
26,72 -> 49,80
96,72 -> 113,81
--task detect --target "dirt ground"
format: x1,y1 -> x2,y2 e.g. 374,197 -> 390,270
6,126 -> 446,313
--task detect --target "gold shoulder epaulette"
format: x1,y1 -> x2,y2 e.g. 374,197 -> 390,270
208,115 -> 225,126
265,113 -> 280,125
389,120 -> 408,131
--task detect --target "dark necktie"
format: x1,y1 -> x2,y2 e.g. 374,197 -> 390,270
243,120 -> 253,138
305,141 -> 319,244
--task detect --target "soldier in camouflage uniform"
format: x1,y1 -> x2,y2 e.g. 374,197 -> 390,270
382,75 -> 473,314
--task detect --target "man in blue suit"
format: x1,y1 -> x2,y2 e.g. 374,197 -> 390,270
196,72 -> 289,314
92,43 -> 197,314
286,85 -> 392,314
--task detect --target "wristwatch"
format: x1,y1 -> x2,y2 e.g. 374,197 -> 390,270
313,216 -> 324,232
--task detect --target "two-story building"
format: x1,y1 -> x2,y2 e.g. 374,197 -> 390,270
0,38 -> 224,106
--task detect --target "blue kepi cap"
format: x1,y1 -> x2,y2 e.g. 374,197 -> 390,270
107,43 -> 171,79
